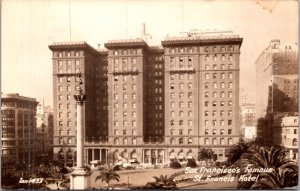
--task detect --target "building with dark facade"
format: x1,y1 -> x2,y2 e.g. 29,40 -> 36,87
49,31 -> 243,165
255,39 -> 298,144
1,93 -> 38,166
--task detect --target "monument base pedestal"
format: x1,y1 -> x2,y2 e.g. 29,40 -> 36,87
70,167 -> 91,190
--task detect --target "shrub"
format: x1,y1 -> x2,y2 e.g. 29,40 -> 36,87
186,160 -> 197,168
113,165 -> 121,171
170,161 -> 182,169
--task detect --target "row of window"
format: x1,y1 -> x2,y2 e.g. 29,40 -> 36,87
205,82 -> 233,89
167,45 -> 235,54
204,64 -> 234,70
170,83 -> 192,89
57,68 -> 80,74
59,138 -> 72,144
59,130 -> 72,135
113,93 -> 137,100
205,101 -> 233,107
58,86 -> 80,92
204,138 -> 233,145
170,120 -> 193,126
56,51 -> 80,58
205,91 -> 233,98
151,63 -> 164,69
170,111 -> 193,117
114,111 -> 137,117
58,94 -> 74,101
114,138 -> 137,145
114,129 -> 136,135
58,60 -> 80,67
205,110 -> 233,117
204,54 -> 233,61
113,120 -> 137,127
170,101 -> 193,108
58,76 -> 81,83
170,74 -> 193,80
114,75 -> 137,81
170,92 -> 193,99
2,141 -> 15,146
170,129 -> 193,135
205,72 -> 233,79
112,49 -> 142,56
58,121 -> 74,127
114,58 -> 137,65
114,84 -> 137,91
169,137 -> 193,145
1,102 -> 36,109
113,102 -> 137,109
205,120 -> 233,126
58,112 -> 76,118
58,103 -> 76,109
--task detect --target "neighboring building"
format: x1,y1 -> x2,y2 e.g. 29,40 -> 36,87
241,103 -> 256,140
49,31 -> 243,165
255,39 -> 298,143
273,116 -> 298,161
36,102 -> 54,164
1,93 -> 38,166
240,88 -> 248,106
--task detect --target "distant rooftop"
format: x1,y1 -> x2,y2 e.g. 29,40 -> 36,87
105,38 -> 149,49
1,93 -> 38,102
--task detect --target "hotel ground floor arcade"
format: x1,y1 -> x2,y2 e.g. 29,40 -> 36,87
54,145 -> 230,166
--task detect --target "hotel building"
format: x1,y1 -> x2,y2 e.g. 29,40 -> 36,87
1,93 -> 38,166
49,31 -> 243,165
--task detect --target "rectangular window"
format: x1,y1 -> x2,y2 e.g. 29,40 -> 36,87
205,92 -> 209,98
228,129 -> 232,134
205,73 -> 209,79
179,102 -> 184,108
205,129 -> 209,135
220,129 -> 224,135
205,83 -> 209,89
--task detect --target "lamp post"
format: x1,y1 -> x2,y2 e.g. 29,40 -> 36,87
70,74 -> 91,189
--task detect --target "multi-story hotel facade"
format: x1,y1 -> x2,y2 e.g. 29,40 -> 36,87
1,93 -> 38,166
49,32 -> 243,166
255,39 -> 298,144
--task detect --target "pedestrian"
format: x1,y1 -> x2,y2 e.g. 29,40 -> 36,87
56,181 -> 59,187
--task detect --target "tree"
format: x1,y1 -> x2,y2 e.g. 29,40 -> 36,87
198,148 -> 214,166
226,142 -> 250,166
237,147 -> 298,189
144,174 -> 178,190
95,168 -> 120,188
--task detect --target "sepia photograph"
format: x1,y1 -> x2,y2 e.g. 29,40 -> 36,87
1,0 -> 298,190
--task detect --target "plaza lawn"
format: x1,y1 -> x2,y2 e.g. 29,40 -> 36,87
89,168 -> 237,189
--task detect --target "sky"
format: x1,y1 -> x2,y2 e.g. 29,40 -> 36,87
1,0 -> 298,107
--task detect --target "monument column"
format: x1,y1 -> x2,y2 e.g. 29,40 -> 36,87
70,75 -> 91,190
